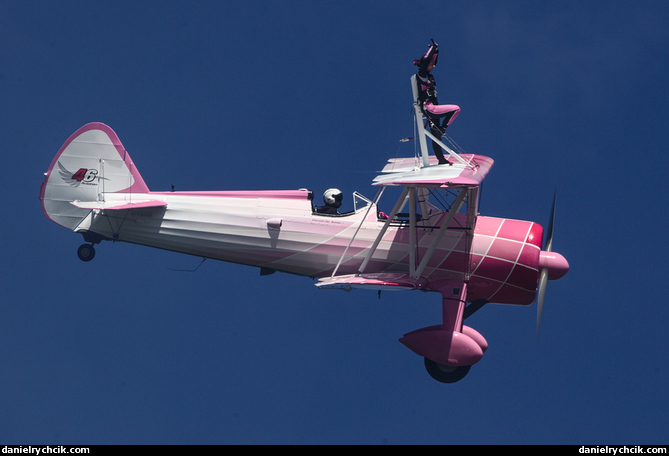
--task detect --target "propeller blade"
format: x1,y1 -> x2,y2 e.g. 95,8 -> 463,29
544,191 -> 556,253
536,268 -> 548,338
537,190 -> 557,338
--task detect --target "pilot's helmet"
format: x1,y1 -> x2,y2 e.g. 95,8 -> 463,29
323,188 -> 343,206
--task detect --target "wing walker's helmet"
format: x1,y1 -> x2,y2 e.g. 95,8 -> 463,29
323,188 -> 343,207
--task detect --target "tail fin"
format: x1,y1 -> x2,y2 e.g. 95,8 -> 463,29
39,123 -> 151,230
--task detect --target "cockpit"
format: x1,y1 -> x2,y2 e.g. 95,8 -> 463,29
310,185 -> 472,230
312,188 -> 378,218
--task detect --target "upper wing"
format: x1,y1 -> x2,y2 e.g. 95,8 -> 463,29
372,154 -> 493,189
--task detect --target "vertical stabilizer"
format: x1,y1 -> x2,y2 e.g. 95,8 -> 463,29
39,123 -> 150,230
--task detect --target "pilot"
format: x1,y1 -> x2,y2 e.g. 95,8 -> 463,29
317,188 -> 343,214
414,39 -> 460,165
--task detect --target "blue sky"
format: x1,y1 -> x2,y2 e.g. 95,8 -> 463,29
1,0 -> 668,444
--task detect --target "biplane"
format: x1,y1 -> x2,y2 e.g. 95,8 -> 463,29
39,75 -> 568,383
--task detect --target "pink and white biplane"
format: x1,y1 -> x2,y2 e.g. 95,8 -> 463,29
39,76 -> 568,383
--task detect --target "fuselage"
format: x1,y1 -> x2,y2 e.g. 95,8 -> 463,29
60,189 -> 543,305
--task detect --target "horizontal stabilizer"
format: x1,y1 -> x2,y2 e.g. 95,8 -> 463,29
71,199 -> 167,211
315,273 -> 427,291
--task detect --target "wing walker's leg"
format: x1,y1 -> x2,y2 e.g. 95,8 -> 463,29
423,129 -> 471,167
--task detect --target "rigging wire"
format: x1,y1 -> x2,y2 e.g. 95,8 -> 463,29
391,103 -> 421,172
169,258 -> 207,272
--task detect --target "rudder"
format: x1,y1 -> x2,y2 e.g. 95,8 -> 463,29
39,123 -> 150,231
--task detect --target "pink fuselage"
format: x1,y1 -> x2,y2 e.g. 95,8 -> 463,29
73,189 -> 543,306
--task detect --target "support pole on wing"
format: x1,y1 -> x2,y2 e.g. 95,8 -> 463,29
410,75 -> 474,169
411,75 -> 431,169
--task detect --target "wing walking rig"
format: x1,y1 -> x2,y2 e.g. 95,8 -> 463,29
315,75 -> 498,382
39,76 -> 568,383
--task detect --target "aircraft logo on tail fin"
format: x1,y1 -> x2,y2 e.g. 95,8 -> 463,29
57,162 -> 105,187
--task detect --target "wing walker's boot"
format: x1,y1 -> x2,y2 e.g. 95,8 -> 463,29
432,142 -> 449,165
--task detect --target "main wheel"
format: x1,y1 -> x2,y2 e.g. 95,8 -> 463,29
424,357 -> 471,383
77,244 -> 96,262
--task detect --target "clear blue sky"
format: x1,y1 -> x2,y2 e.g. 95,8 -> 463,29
1,0 -> 667,444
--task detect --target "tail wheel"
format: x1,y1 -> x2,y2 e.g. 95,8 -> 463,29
424,357 -> 471,383
77,244 -> 96,262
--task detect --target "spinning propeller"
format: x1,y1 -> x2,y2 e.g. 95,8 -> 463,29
536,191 -> 569,338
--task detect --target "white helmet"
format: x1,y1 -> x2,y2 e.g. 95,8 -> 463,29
323,188 -> 343,206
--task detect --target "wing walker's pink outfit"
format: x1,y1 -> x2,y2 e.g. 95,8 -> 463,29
414,40 -> 460,164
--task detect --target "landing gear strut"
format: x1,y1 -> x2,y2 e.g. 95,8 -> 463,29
424,357 -> 471,383
77,231 -> 107,262
77,244 -> 96,262
400,281 -> 485,384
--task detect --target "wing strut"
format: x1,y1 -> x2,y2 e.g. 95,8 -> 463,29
358,187 -> 410,275
331,192 -> 378,277
357,186 -> 467,280
411,188 -> 467,279
409,187 -> 417,278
